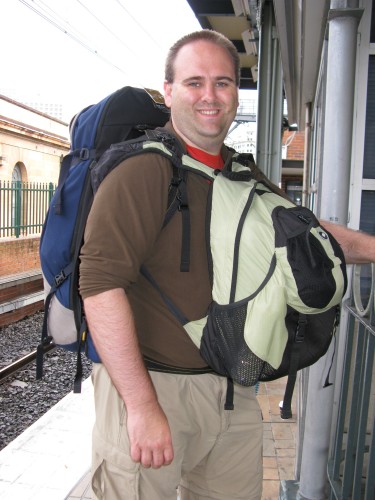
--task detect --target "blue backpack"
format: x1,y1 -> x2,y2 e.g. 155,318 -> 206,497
37,86 -> 172,391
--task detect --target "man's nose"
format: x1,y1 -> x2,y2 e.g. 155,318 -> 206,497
201,83 -> 217,102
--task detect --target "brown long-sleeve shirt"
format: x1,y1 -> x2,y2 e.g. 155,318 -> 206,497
79,125 -> 225,368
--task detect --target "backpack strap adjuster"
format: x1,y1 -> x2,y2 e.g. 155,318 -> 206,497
54,270 -> 67,287
178,202 -> 188,212
53,262 -> 74,287
295,315 -> 307,342
79,148 -> 91,160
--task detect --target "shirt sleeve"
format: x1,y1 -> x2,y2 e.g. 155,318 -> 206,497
79,152 -> 173,299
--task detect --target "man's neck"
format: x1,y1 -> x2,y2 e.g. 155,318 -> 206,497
186,144 -> 224,170
170,120 -> 224,156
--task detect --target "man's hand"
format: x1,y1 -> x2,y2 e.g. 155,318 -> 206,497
127,400 -> 174,468
84,289 -> 175,469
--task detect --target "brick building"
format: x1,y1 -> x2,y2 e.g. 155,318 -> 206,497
0,95 -> 69,325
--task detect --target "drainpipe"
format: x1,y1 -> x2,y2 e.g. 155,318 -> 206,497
298,2 -> 363,499
302,103 -> 312,209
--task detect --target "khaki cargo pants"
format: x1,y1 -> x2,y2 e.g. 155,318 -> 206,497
91,364 -> 263,500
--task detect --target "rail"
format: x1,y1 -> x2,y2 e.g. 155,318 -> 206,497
0,343 -> 55,383
0,180 -> 55,238
327,263 -> 375,500
235,98 -> 257,123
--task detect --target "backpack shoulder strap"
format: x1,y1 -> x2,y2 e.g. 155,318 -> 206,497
53,148 -> 96,215
91,129 -> 194,272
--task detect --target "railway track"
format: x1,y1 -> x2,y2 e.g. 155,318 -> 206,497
0,277 -> 52,384
0,312 -> 92,450
0,342 -> 55,383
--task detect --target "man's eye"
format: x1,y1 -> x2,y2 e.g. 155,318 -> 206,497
217,81 -> 229,87
189,81 -> 200,87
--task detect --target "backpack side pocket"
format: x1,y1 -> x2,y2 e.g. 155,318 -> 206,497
272,206 -> 346,311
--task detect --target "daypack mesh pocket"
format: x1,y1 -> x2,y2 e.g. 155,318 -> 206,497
199,301 -> 338,386
201,301 -> 274,386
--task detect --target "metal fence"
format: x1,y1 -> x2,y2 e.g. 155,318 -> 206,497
0,180 -> 55,238
327,264 -> 375,500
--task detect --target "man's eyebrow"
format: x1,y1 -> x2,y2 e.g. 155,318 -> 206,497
182,76 -> 236,84
218,76 -> 236,81
182,76 -> 204,83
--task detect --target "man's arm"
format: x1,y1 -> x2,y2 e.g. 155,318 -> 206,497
322,221 -> 375,264
83,288 -> 174,469
249,163 -> 375,264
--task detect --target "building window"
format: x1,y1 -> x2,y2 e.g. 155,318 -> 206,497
285,179 -> 303,206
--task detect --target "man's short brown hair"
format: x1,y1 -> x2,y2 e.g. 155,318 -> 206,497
165,29 -> 241,87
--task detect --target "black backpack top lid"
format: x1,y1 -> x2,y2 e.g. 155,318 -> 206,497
94,86 -> 170,159
69,86 -> 170,161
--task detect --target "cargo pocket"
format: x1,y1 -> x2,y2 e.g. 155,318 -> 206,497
91,457 -> 140,499
91,455 -> 104,499
92,430 -> 140,499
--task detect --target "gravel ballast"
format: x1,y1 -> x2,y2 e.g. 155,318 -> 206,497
0,311 -> 92,450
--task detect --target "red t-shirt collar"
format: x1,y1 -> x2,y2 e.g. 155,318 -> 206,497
186,144 -> 224,170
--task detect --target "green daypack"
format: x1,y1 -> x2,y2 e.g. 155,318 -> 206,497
183,161 -> 345,373
92,130 -> 347,418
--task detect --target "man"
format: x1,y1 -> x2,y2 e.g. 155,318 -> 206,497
80,30 -> 374,499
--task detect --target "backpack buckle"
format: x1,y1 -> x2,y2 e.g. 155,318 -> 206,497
295,316 -> 307,342
178,203 -> 188,212
54,270 -> 67,287
79,148 -> 91,160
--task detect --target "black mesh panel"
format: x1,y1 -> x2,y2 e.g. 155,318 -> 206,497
200,302 -> 276,386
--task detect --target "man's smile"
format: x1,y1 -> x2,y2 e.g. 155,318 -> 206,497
198,109 -> 220,115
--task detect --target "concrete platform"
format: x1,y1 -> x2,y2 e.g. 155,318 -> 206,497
0,378 -> 94,500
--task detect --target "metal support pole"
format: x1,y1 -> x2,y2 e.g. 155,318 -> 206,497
256,1 -> 272,176
298,3 -> 363,499
319,4 -> 363,223
256,1 -> 283,185
269,36 -> 284,186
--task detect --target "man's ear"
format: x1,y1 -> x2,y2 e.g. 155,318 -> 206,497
163,81 -> 172,108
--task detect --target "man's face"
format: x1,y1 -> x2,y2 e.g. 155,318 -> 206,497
164,40 -> 239,154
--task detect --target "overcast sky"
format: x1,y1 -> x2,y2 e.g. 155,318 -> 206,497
1,0 -> 202,121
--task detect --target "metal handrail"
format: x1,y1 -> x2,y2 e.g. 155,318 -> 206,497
328,263 -> 375,499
